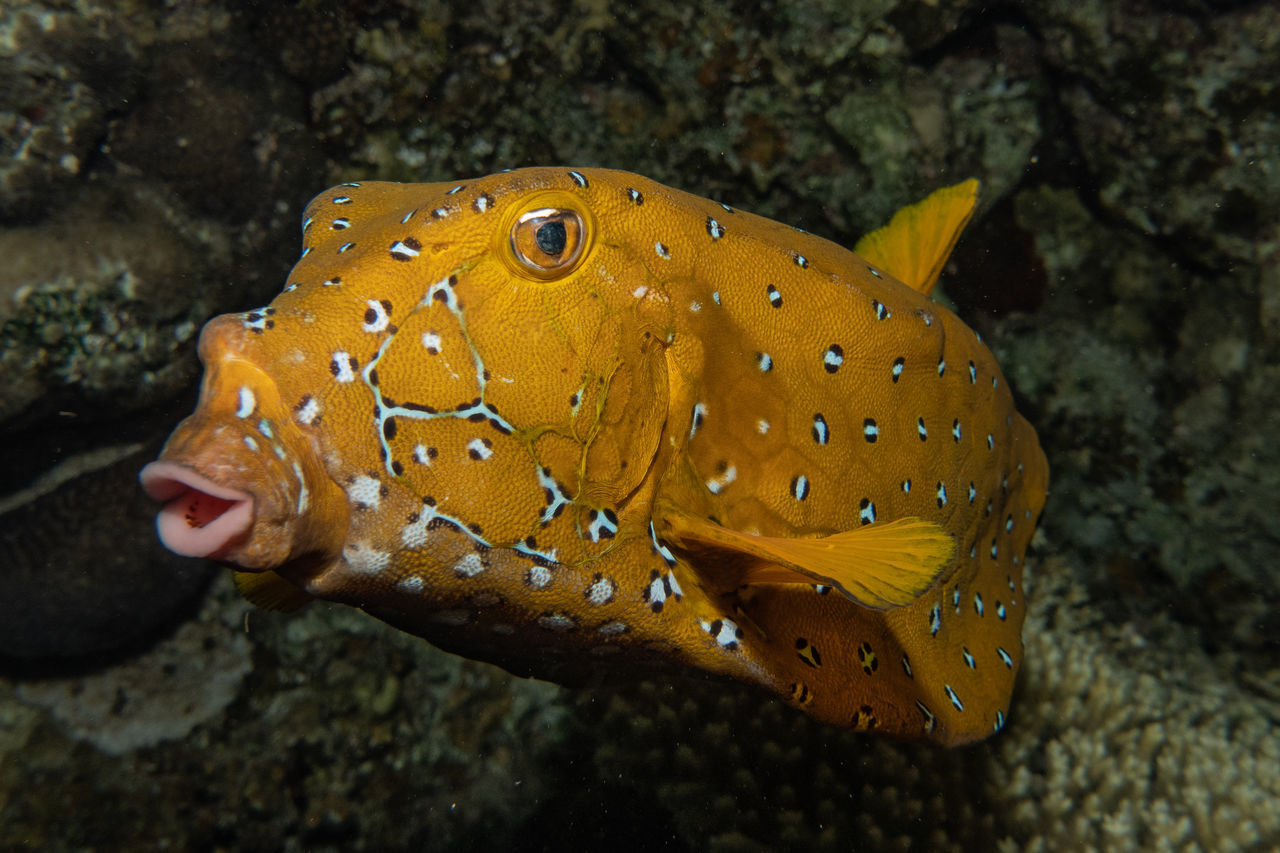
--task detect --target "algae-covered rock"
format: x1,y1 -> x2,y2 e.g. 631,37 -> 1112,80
0,5 -> 137,222
0,183 -> 230,428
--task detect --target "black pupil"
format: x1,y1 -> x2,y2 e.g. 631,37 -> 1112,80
535,220 -> 567,255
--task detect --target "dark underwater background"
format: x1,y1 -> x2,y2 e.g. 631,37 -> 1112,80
1,0 -> 1277,849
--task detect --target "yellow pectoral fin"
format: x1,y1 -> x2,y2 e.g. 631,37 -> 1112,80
660,511 -> 955,610
233,570 -> 313,612
854,179 -> 979,296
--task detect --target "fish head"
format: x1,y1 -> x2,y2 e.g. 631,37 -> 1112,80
142,169 -> 680,589
140,313 -> 349,577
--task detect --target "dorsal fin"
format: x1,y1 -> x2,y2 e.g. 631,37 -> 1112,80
233,570 -> 313,612
657,510 -> 954,611
854,179 -> 979,295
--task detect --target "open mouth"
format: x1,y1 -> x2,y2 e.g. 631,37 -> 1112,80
139,461 -> 254,559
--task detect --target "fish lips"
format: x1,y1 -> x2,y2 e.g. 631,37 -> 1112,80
139,461 -> 255,560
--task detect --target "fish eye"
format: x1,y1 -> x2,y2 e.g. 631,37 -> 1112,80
509,207 -> 587,276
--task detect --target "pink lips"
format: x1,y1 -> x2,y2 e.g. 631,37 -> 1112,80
139,461 -> 254,559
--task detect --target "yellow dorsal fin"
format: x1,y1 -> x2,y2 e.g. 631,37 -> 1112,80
658,511 -> 955,610
233,570 -> 313,612
854,179 -> 979,295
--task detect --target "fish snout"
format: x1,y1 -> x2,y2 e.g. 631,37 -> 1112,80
140,351 -> 349,576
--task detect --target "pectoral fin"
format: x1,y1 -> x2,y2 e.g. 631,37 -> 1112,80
658,510 -> 954,610
854,179 -> 979,296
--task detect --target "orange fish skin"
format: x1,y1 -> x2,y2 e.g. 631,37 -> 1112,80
142,168 -> 1047,746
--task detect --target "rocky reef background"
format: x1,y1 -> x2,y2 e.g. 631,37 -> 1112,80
1,0 -> 1277,849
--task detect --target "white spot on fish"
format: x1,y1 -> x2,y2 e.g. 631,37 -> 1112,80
791,475 -> 809,501
917,701 -> 936,732
757,420 -> 770,434
466,438 -> 493,460
236,386 -> 255,418
332,351 -> 356,383
632,285 -> 648,298
823,345 -> 844,372
453,552 -> 486,577
398,576 -> 424,593
655,241 -> 670,259
242,436 -> 258,452
645,572 -> 681,612
347,475 -> 383,509
690,402 -> 707,439
293,460 -> 309,514
401,508 -> 434,549
585,576 -> 616,605
597,621 -> 628,636
587,508 -> 619,542
388,240 -> 420,259
700,618 -> 743,650
344,544 -> 390,574
363,300 -> 391,333
295,396 -> 320,425
537,467 -> 572,524
706,464 -> 738,495
538,613 -> 576,632
421,331 -> 441,353
528,565 -> 552,589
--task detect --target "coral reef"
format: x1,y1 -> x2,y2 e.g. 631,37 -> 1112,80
988,565 -> 1280,852
0,183 -> 231,428
1,573 -> 567,850
569,561 -> 1280,851
0,5 -> 135,222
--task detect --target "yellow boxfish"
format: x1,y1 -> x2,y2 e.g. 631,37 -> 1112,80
141,168 -> 1047,746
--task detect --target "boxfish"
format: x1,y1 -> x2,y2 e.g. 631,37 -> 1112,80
141,168 -> 1048,745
